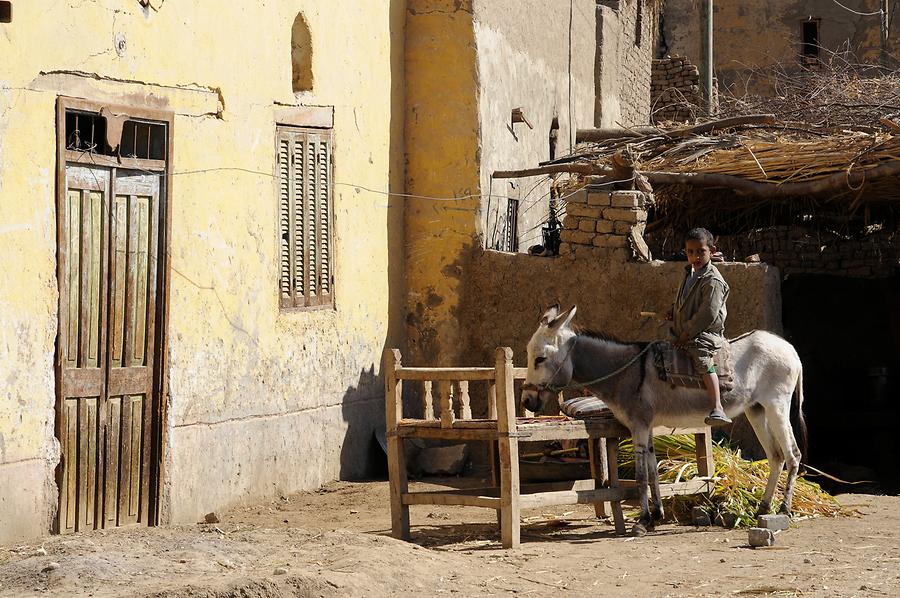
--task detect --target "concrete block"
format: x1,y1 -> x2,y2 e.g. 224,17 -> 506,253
757,514 -> 791,531
748,527 -> 775,547
692,506 -> 711,526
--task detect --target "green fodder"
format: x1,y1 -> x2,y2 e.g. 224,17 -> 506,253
617,435 -> 854,528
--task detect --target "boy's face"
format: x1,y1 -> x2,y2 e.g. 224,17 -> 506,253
684,239 -> 714,270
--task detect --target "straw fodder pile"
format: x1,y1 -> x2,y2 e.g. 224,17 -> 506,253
617,435 -> 855,528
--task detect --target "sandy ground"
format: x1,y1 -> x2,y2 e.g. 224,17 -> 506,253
1,480 -> 898,597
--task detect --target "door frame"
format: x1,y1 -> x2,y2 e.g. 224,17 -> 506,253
54,96 -> 174,530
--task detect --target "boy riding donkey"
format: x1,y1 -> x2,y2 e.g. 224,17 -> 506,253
667,227 -> 732,426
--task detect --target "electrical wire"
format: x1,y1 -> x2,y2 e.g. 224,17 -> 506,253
829,0 -> 883,17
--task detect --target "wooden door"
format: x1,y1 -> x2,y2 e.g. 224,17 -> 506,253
56,166 -> 161,532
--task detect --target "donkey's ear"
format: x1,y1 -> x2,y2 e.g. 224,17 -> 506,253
549,305 -> 577,330
540,303 -> 561,326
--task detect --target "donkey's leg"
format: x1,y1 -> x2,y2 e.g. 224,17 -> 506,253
631,425 -> 654,536
646,432 -> 665,526
767,401 -> 802,516
744,403 -> 784,517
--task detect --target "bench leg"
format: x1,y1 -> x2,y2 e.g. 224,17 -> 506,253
498,435 -> 520,548
606,437 -> 627,536
387,436 -> 410,540
695,430 -> 714,478
588,437 -> 610,518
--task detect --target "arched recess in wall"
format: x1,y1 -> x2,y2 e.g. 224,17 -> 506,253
291,13 -> 313,93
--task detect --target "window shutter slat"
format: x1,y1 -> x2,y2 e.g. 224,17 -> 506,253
292,135 -> 305,302
306,135 -> 317,299
318,138 -> 330,296
277,136 -> 292,302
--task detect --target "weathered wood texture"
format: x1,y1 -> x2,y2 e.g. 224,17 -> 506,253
384,347 -> 716,548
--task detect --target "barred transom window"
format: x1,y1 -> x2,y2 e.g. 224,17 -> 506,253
276,126 -> 334,309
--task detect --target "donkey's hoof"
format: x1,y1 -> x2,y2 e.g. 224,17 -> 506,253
754,503 -> 771,518
631,523 -> 648,537
652,506 -> 665,522
777,504 -> 792,517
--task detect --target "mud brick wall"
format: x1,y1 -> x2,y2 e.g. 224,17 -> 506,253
559,188 -> 651,262
647,226 -> 900,278
650,55 -> 708,123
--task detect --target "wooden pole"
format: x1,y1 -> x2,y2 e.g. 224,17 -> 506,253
384,349 -> 410,540
495,347 -> 521,549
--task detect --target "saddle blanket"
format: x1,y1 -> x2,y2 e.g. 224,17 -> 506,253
653,340 -> 735,393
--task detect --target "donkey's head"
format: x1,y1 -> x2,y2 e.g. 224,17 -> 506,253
521,304 -> 578,414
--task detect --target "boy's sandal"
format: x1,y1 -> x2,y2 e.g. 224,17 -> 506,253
704,410 -> 732,426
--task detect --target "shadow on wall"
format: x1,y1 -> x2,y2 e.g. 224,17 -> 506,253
338,0 -> 407,483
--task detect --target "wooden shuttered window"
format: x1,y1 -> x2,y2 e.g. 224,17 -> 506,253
277,126 -> 334,309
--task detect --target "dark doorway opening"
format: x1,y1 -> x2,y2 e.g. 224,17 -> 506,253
782,274 -> 900,495
801,19 -> 820,61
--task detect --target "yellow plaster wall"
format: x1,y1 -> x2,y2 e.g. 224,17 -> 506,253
404,0 -> 480,366
0,0 -> 405,541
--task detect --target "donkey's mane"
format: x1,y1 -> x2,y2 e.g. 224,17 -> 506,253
571,325 -> 629,345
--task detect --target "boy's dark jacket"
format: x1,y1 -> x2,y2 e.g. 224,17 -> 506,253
672,261 -> 729,350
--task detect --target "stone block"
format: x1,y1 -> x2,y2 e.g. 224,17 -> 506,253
560,230 -> 595,245
595,220 -> 615,234
562,215 -> 579,230
757,514 -> 790,531
558,242 -> 571,257
614,220 -> 635,235
603,208 -> 645,224
566,204 -> 605,219
610,191 -> 644,208
692,506 -> 711,526
748,527 -> 775,547
567,189 -> 588,204
587,191 -> 612,206
578,219 -> 595,232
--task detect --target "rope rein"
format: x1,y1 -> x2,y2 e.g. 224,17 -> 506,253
549,342 -> 653,392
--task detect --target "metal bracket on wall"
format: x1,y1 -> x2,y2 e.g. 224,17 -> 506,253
511,108 -> 533,130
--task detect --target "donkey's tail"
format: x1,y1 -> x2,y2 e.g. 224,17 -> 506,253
791,366 -> 809,463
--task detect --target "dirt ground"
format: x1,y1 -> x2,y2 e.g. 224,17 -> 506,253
1,480 -> 897,597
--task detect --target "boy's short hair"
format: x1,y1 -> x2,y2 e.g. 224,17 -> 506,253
685,227 -> 715,247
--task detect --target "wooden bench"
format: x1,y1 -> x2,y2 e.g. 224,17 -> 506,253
385,347 -> 715,548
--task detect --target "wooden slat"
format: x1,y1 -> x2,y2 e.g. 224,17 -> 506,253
63,399 -> 78,533
384,349 -> 410,540
103,397 -> 121,527
111,196 -> 127,367
78,397 -> 98,531
395,426 -> 528,441
459,380 -> 472,419
132,196 -> 150,365
518,485 -> 639,510
128,395 -> 142,518
439,380 -> 454,428
588,437 -> 610,518
291,134 -> 304,304
65,190 -> 80,367
402,492 -> 501,509
606,438 -> 627,535
395,367 -> 497,381
512,367 -> 528,379
495,347 -> 520,549
422,380 -> 434,420
122,195 -> 138,369
305,134 -> 317,300
64,150 -> 166,172
695,430 -> 715,478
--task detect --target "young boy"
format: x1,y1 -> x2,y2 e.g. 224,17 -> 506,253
668,228 -> 731,426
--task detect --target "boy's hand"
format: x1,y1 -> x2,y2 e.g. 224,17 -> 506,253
673,331 -> 690,348
664,308 -> 674,321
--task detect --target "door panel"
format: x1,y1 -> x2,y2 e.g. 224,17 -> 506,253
57,166 -> 109,534
57,166 -> 160,532
107,171 -> 158,526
